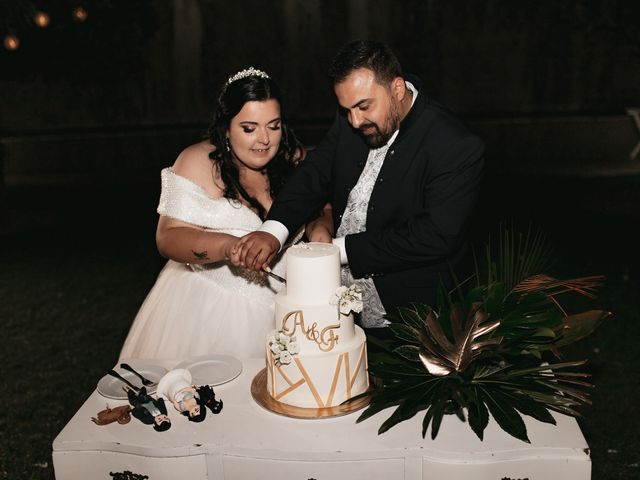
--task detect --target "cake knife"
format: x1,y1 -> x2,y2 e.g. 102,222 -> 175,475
264,267 -> 286,284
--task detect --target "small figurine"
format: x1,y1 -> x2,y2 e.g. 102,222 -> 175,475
196,385 -> 223,414
126,386 -> 171,432
91,404 -> 132,426
157,369 -> 206,422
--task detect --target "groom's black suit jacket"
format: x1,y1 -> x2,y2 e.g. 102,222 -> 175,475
269,75 -> 484,313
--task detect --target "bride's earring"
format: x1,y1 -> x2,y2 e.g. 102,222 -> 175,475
225,138 -> 231,152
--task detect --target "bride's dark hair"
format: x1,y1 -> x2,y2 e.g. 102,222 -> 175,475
207,73 -> 303,221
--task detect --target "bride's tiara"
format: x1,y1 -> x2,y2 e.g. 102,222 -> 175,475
225,67 -> 270,86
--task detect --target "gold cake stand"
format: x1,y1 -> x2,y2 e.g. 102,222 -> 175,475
251,368 -> 371,419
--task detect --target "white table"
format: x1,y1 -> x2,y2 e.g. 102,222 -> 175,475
53,359 -> 591,479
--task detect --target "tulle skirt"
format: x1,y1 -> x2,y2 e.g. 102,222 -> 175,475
120,260 -> 280,361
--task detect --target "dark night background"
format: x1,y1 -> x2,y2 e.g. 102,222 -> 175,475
1,1 -> 640,479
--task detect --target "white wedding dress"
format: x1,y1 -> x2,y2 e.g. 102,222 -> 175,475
120,168 -> 287,361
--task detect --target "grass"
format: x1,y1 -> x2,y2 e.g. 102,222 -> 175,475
1,173 -> 639,479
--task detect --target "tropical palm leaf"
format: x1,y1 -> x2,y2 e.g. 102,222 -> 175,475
554,310 -> 612,348
466,387 -> 490,440
478,224 -> 553,290
359,225 -> 607,443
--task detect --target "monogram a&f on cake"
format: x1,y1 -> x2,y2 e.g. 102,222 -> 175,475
265,242 -> 369,409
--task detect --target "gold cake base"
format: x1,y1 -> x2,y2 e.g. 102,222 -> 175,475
251,368 -> 371,419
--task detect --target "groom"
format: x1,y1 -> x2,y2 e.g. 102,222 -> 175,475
232,40 -> 484,332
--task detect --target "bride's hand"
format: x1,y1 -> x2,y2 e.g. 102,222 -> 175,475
234,231 -> 280,271
306,224 -> 333,243
224,237 -> 243,266
306,203 -> 334,243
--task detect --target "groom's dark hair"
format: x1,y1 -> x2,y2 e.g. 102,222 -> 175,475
328,40 -> 403,86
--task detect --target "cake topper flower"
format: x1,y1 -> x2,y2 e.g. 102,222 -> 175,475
331,284 -> 363,315
268,331 -> 300,366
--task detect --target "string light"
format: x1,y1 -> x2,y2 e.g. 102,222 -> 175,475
3,34 -> 20,50
72,7 -> 88,22
2,3 -> 94,52
34,11 -> 50,28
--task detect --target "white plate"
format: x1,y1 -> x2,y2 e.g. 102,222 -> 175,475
97,363 -> 168,400
175,355 -> 243,386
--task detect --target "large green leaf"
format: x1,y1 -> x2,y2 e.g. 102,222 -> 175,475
360,381 -> 439,426
395,305 -> 429,332
429,399 -> 447,440
512,389 -> 583,411
465,285 -> 489,309
498,390 -> 556,425
466,387 -> 489,440
499,308 -> 562,330
377,388 -> 436,434
368,362 -> 428,379
421,405 -> 435,438
363,380 -> 438,414
394,345 -> 421,363
365,334 -> 397,353
508,360 -> 588,377
553,310 -> 611,348
481,387 -> 530,443
413,303 -> 434,323
389,323 -> 422,344
357,391 -> 404,424
534,380 -> 592,404
362,225 -> 604,443
484,282 -> 506,314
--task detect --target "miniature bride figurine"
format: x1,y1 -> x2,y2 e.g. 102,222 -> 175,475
157,369 -> 206,422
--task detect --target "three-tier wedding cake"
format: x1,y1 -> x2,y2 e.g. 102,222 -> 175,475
265,243 -> 369,409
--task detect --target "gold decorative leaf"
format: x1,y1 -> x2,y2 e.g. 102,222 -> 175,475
513,274 -> 605,299
554,309 -> 611,347
418,303 -> 501,376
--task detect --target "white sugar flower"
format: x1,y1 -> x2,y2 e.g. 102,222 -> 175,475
350,297 -> 363,313
339,299 -> 351,315
330,286 -> 348,305
278,332 -> 291,345
271,329 -> 300,366
279,351 -> 292,365
333,284 -> 363,315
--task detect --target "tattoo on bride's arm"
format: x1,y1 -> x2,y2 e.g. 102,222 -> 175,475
191,250 -> 209,260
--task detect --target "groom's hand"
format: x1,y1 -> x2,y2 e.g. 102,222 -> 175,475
234,231 -> 281,272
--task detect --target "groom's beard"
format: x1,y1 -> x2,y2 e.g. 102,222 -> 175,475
359,101 -> 402,149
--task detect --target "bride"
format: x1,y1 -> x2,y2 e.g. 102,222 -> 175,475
120,68 -> 325,360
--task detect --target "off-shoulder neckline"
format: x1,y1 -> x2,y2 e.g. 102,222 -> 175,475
163,167 -> 262,220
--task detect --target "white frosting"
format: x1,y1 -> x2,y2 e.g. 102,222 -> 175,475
267,327 -> 369,408
285,243 -> 341,303
266,242 -> 369,408
274,298 -> 355,353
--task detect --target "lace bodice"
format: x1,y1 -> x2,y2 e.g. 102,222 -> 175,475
159,168 -> 263,236
157,168 -> 286,304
